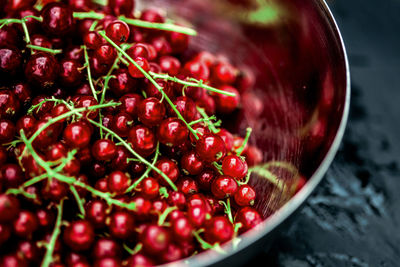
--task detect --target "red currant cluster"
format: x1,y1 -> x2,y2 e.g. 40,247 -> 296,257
0,0 -> 304,266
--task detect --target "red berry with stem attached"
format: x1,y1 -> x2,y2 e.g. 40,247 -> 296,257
106,20 -> 130,44
183,60 -> 210,81
0,119 -> 16,144
111,146 -> 130,171
139,177 -> 160,200
41,179 -> 69,202
152,158 -> 180,186
157,118 -> 188,147
128,125 -> 157,157
222,154 -> 248,180
195,133 -> 226,162
235,207 -> 262,233
181,151 -> 204,175
234,184 -> 256,206
126,43 -> 150,59
211,175 -> 238,199
13,210 -> 38,237
92,139 -> 117,161
32,119 -> 62,148
204,216 -> 234,244
41,2 -> 73,35
95,44 -> 117,65
63,121 -> 92,149
108,211 -> 135,239
138,97 -> 166,127
214,85 -> 240,114
168,96 -> 197,122
59,59 -> 84,87
25,52 -> 59,89
131,196 -> 152,219
112,112 -> 133,137
0,194 -> 20,223
84,31 -> 102,50
31,34 -> 52,49
63,220 -> 95,251
140,224 -> 170,255
107,171 -> 131,195
128,57 -> 150,78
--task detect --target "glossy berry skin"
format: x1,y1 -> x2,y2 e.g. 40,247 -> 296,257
126,43 -> 150,59
119,93 -> 142,116
31,34 -> 52,48
152,158 -> 180,186
0,164 -> 23,189
92,238 -> 121,259
0,120 -> 16,144
169,96 -> 197,122
12,82 -> 32,108
83,31 -> 102,50
41,179 -> 68,202
92,139 -> 117,161
13,210 -> 38,237
177,177 -> 199,196
0,194 -> 20,223
187,205 -> 206,227
211,175 -> 238,199
0,47 -> 22,75
107,171 -> 131,195
76,96 -> 100,119
221,154 -> 248,180
108,211 -> 135,239
171,216 -> 193,241
138,97 -> 166,127
157,118 -> 188,147
183,60 -> 210,81
111,146 -> 130,171
159,56 -> 181,76
211,62 -> 237,85
59,59 -> 83,87
195,133 -> 227,162
167,191 -> 186,210
41,2 -> 73,35
234,184 -> 256,206
112,112 -> 133,137
109,69 -> 136,96
128,125 -> 157,157
140,9 -> 165,23
214,85 -> 240,114
169,31 -> 189,54
17,240 -> 39,262
64,122 -> 92,149
0,90 -> 20,119
140,225 -> 170,255
25,52 -> 59,88
85,200 -> 108,228
106,20 -> 130,44
235,207 -> 262,233
204,216 -> 234,244
139,177 -> 160,199
126,254 -> 154,267
108,0 -> 134,16
95,44 -> 117,65
197,169 -> 216,191
181,151 -> 204,175
128,57 -> 150,78
63,220 -> 95,251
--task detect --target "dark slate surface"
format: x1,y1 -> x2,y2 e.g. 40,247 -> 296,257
250,0 -> 400,266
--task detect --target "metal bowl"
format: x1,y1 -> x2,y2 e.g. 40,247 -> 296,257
141,0 -> 350,265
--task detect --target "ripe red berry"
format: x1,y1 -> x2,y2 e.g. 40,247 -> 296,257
181,151 -> 204,175
92,139 -> 117,161
119,93 -> 143,116
13,210 -> 38,237
0,47 -> 22,75
126,254 -> 155,267
221,154 -> 248,180
63,220 -> 95,251
152,158 -> 180,186
92,238 -> 121,259
41,2 -> 73,35
106,20 -> 130,44
235,207 -> 263,233
138,97 -> 166,127
63,121 -> 92,149
59,59 -> 84,87
108,211 -> 135,239
167,191 -> 186,210
214,85 -> 240,114
128,57 -> 150,78
128,125 -> 157,157
85,200 -> 108,229
109,69 -> 136,97
25,52 -> 59,89
139,177 -> 160,200
108,0 -> 134,17
204,216 -> 234,244
211,175 -> 238,199
157,118 -> 188,147
107,171 -> 131,195
0,194 -> 20,223
95,44 -> 117,65
177,177 -> 199,196
84,31 -> 102,50
195,133 -> 226,162
0,224 -> 11,245
211,62 -> 237,85
140,225 -> 170,255
234,184 -> 256,206
0,119 -> 16,144
0,164 -> 23,189
0,90 -> 20,119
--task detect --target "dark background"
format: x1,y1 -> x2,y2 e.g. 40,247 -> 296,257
251,0 -> 400,266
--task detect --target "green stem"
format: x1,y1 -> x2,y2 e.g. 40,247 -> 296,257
123,243 -> 142,255
119,16 -> 197,36
150,72 -> 235,97
87,119 -> 178,191
26,44 -> 63,54
125,142 -> 160,193
70,185 -> 85,217
6,188 -> 36,199
193,230 -> 226,254
82,45 -> 99,102
219,198 -> 234,224
73,11 -> 105,20
157,206 -> 177,226
98,30 -> 199,140
41,199 -> 64,267
236,128 -> 252,156
197,107 -> 219,134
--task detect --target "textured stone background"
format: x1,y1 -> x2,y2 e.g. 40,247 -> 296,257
250,0 -> 400,266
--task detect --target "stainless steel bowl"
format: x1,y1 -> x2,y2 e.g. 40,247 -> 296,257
141,0 -> 350,265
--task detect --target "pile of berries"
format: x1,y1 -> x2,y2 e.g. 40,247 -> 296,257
0,0 -> 296,266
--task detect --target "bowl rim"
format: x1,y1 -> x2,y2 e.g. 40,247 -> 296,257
164,0 -> 351,266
